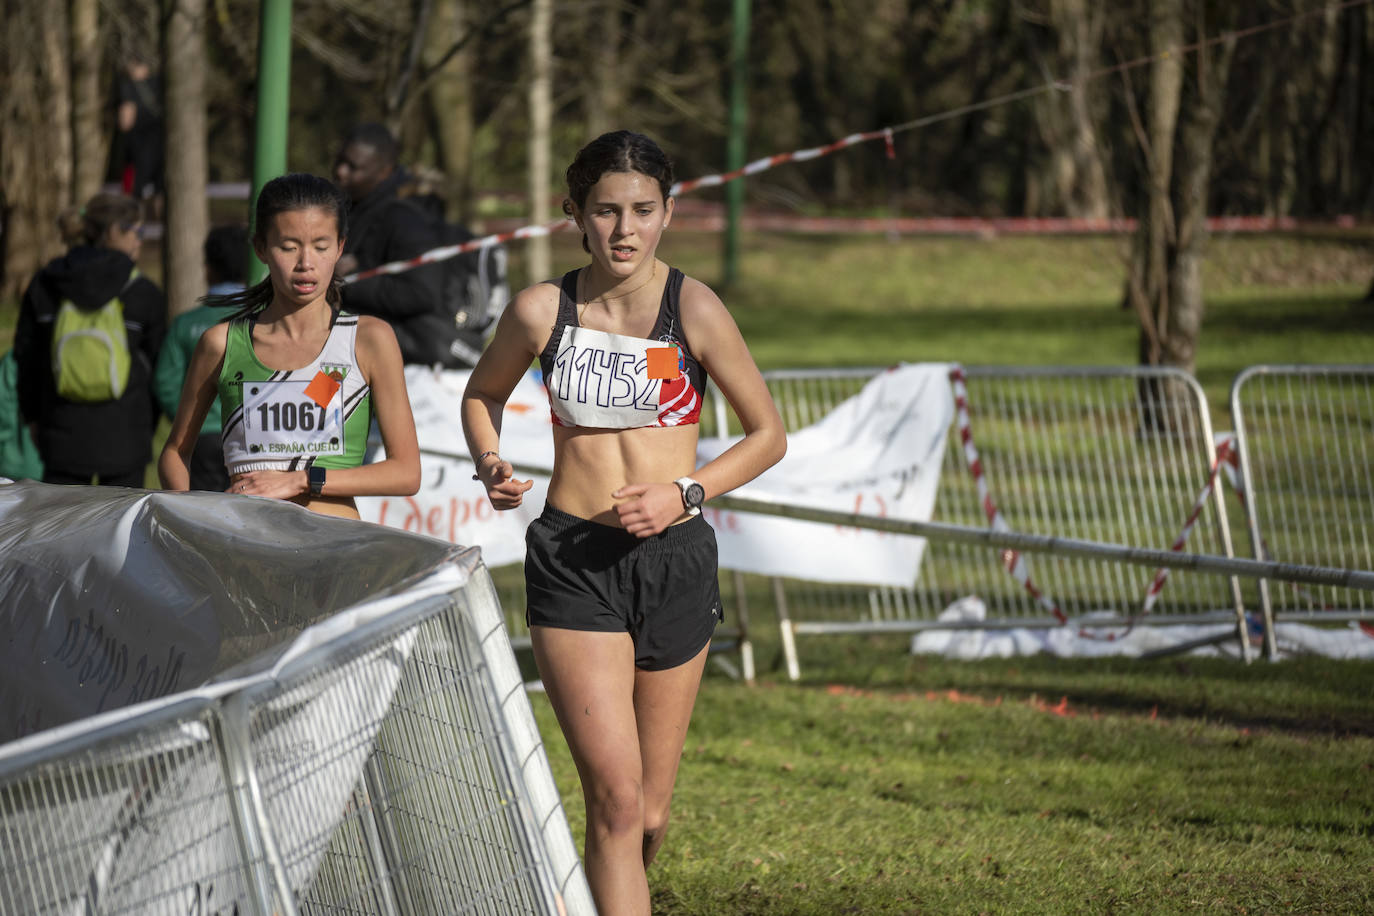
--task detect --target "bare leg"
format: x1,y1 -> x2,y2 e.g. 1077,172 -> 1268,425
532,627 -> 649,916
636,642 -> 711,868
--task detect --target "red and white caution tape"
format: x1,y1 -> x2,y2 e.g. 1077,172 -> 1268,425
1139,436 -> 1234,615
1080,433 -> 1238,642
346,129 -> 901,285
670,130 -> 893,196
340,2 -> 1373,287
949,366 -> 1067,625
343,218 -> 572,284
1215,430 -> 1335,613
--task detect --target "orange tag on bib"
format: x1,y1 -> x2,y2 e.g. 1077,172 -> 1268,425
646,346 -> 680,380
304,370 -> 342,409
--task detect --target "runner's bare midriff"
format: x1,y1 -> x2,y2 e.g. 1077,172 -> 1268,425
548,423 -> 698,527
293,494 -> 361,520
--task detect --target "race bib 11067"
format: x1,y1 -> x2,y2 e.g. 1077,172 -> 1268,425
242,377 -> 346,458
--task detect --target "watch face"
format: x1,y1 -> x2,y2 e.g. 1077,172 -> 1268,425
685,482 -> 705,508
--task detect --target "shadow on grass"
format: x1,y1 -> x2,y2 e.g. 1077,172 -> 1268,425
788,649 -> 1374,738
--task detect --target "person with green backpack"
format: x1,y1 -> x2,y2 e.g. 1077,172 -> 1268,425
13,192 -> 165,486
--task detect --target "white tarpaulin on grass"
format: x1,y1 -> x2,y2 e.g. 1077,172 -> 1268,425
375,364 -> 955,587
912,596 -> 1374,660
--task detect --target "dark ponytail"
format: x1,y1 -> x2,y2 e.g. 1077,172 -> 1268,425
203,173 -> 350,318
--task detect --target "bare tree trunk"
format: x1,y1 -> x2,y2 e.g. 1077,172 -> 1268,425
1127,0 -> 1183,368
42,3 -> 76,206
162,0 -> 208,317
1165,34 -> 1236,375
526,0 -> 552,284
1124,0 -> 1184,434
1047,0 -> 1108,219
1268,17 -> 1302,216
69,0 -> 106,205
1303,2 -> 1343,212
424,0 -> 474,221
2,4 -> 72,300
583,0 -> 622,138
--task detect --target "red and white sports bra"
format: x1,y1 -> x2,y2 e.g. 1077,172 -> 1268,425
538,267 -> 708,429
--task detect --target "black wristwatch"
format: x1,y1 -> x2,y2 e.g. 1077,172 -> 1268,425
675,476 -> 704,516
307,465 -> 327,497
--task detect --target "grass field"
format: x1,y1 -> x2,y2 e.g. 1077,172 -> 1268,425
4,228 -> 1372,912
529,644 -> 1374,914
585,655 -> 1374,915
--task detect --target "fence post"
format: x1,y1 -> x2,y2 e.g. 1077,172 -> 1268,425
216,693 -> 302,916
1228,370 -> 1277,659
218,694 -> 302,916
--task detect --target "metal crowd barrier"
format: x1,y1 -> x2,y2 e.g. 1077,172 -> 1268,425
705,365 -> 1249,678
1230,365 -> 1374,654
0,486 -> 593,916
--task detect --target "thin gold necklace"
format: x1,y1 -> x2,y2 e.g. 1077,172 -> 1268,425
579,261 -> 657,325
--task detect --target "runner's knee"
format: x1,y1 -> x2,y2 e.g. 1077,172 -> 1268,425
642,804 -> 670,844
586,779 -> 644,839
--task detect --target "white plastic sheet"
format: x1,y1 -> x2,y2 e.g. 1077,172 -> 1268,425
911,595 -> 1374,660
0,479 -> 464,743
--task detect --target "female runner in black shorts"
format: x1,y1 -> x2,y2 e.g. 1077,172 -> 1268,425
462,131 -> 784,914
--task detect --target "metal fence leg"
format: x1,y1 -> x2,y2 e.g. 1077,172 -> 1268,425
216,694 -> 302,916
1258,578 -> 1279,660
358,757 -> 407,916
773,576 -> 800,681
734,569 -> 755,683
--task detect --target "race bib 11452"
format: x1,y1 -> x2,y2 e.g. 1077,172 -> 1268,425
547,326 -> 665,428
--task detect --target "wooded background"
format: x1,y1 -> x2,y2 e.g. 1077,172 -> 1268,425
3,0 -> 1371,371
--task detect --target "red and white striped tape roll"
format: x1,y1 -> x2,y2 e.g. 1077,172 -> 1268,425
949,366 -> 1067,625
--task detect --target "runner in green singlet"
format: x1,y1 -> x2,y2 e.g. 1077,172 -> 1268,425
158,174 -> 420,520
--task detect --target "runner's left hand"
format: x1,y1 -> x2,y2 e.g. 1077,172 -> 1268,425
228,470 -> 308,501
612,482 -> 685,538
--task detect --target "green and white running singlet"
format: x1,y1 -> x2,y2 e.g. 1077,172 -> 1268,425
219,309 -> 372,475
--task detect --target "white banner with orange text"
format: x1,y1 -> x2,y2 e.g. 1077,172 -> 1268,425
357,367 -> 552,567
697,363 -> 953,587
360,364 -> 953,586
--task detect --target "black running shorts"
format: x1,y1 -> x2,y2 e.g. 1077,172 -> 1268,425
524,504 -> 722,671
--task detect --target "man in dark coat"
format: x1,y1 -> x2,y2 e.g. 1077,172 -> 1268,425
332,123 -> 452,367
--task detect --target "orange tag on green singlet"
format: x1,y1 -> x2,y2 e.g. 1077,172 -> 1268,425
646,346 -> 680,380
304,370 -> 341,409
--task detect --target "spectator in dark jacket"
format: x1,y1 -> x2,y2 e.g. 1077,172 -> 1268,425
332,122 -> 450,366
14,193 -> 166,486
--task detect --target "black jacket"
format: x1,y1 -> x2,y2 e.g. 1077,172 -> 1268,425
339,170 -> 450,366
14,246 -> 166,477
